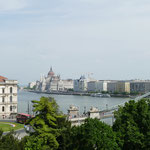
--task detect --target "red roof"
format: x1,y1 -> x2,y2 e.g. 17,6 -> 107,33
18,113 -> 31,117
0,76 -> 7,82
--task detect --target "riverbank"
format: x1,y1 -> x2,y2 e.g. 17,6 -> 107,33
26,90 -> 91,96
25,89 -> 135,98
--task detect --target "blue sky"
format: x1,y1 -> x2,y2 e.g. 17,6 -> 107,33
1,0 -> 150,84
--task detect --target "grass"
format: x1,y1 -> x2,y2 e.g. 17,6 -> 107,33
0,122 -> 24,132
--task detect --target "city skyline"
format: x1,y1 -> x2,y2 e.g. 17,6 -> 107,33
1,0 -> 150,84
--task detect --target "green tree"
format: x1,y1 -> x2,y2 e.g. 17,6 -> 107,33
25,97 -> 65,150
0,130 -> 23,150
68,118 -> 120,150
113,99 -> 150,150
56,118 -> 71,150
101,91 -> 109,94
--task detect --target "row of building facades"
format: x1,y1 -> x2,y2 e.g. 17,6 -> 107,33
29,68 -> 150,94
1,68 -> 150,119
74,78 -> 150,94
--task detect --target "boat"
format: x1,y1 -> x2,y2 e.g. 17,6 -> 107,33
90,93 -> 111,98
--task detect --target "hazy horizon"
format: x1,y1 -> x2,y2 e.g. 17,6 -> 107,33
1,0 -> 150,84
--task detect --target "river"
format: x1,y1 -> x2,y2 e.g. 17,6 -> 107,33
18,90 -> 130,115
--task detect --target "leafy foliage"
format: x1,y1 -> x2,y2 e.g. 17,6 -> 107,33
25,97 -> 65,150
113,99 -> 150,150
56,118 -> 71,150
0,130 -> 23,150
67,118 -> 120,150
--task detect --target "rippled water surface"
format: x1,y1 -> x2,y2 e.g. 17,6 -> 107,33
18,91 -> 130,114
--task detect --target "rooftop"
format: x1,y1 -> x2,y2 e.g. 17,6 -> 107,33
0,76 -> 7,82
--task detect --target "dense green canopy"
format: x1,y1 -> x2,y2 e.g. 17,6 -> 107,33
67,118 -> 120,150
25,97 -> 65,150
0,130 -> 23,150
113,98 -> 150,150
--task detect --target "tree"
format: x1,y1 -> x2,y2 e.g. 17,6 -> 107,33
113,99 -> 150,150
0,130 -> 23,150
67,118 -> 120,150
25,97 -> 65,150
56,118 -> 71,150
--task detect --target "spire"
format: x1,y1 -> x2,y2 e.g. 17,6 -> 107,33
50,66 -> 53,72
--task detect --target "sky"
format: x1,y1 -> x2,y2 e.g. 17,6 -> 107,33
1,0 -> 150,85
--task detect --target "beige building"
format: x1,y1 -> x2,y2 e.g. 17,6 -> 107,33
0,76 -> 18,119
116,81 -> 130,93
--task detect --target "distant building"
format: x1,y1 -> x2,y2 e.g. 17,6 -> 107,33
116,81 -> 130,93
87,81 -> 98,92
0,76 -> 18,119
87,80 -> 110,92
107,81 -> 117,93
59,79 -> 74,91
28,82 -> 36,89
98,80 -> 110,92
35,67 -> 73,92
74,75 -> 93,92
130,80 -> 150,93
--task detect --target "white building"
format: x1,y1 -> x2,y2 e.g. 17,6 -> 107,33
88,107 -> 100,119
87,81 -> 100,92
87,80 -> 110,92
74,75 -> 91,92
28,81 -> 36,89
58,79 -> 74,91
0,76 -> 18,119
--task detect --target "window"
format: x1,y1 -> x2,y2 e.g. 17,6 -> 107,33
2,88 -> 5,93
10,87 -> 13,93
10,96 -> 12,103
2,106 -> 4,112
2,97 -> 5,103
10,106 -> 12,111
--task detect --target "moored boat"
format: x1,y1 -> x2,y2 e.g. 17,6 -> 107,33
90,93 -> 111,98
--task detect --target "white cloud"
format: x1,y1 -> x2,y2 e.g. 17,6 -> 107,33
0,0 -> 28,11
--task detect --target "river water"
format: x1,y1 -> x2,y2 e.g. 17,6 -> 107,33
18,90 -> 130,115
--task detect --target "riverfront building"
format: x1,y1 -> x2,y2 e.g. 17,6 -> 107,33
74,75 -> 94,92
0,76 -> 18,119
97,80 -> 110,92
116,81 -> 130,93
130,80 -> 150,93
87,80 -> 110,92
87,81 -> 98,92
107,81 -> 117,93
35,67 -> 74,92
58,79 -> 74,91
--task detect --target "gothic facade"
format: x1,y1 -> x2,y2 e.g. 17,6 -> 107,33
35,68 -> 73,92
